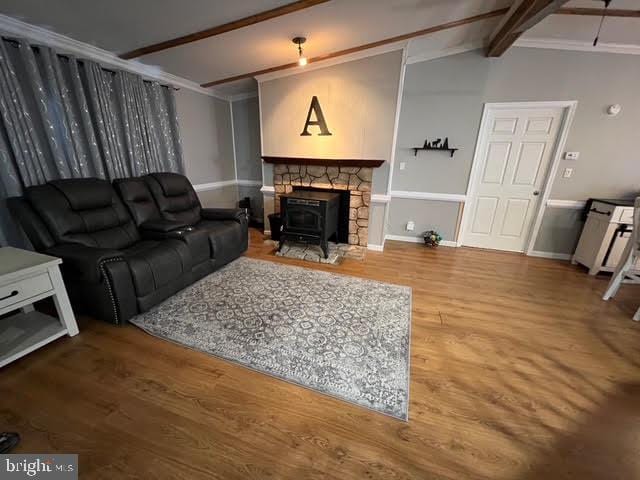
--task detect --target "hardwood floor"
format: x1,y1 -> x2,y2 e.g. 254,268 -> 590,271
3,228 -> 640,479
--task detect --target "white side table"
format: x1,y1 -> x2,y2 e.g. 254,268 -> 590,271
0,247 -> 79,368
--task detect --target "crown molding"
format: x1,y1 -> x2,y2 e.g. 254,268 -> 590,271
405,39 -> 487,65
230,92 -> 259,102
0,14 -> 226,100
255,41 -> 407,83
515,37 -> 640,55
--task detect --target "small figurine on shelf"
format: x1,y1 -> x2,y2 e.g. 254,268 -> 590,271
422,230 -> 442,247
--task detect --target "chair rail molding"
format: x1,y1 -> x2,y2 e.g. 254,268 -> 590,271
192,180 -> 239,192
546,199 -> 586,209
260,186 -> 275,195
390,190 -> 467,202
515,37 -> 640,55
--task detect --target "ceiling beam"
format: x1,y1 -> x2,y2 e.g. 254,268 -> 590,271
201,7 -> 509,88
119,0 -> 330,59
556,7 -> 640,18
487,0 -> 570,57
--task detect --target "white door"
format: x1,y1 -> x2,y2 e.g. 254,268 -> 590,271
464,106 -> 565,252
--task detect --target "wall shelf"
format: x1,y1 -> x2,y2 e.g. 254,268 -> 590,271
412,146 -> 458,158
413,137 -> 458,157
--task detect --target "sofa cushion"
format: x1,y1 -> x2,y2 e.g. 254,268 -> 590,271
122,239 -> 192,298
145,173 -> 201,225
113,177 -> 160,225
197,219 -> 246,268
26,179 -> 139,249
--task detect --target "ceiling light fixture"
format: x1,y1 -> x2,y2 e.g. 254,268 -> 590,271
292,37 -> 307,66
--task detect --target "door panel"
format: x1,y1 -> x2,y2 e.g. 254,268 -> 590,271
525,117 -> 554,134
482,142 -> 511,184
500,198 -> 530,237
512,142 -> 545,186
464,106 -> 565,252
493,117 -> 518,134
471,197 -> 499,235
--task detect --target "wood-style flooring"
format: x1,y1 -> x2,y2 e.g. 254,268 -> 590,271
3,228 -> 640,479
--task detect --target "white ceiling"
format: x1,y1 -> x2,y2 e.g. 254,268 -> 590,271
0,0 -> 638,97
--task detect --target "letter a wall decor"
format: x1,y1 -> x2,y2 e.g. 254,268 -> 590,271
300,96 -> 332,136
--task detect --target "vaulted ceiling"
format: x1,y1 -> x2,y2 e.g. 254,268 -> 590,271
0,0 -> 638,98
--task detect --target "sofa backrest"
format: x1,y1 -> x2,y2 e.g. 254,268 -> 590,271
113,177 -> 160,226
144,173 -> 201,225
26,178 -> 140,249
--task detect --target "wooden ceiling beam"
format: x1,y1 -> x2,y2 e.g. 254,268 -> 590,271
556,7 -> 640,18
487,0 -> 570,57
201,7 -> 509,88
120,0 -> 330,59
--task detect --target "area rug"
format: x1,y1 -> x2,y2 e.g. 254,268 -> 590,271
130,257 -> 412,420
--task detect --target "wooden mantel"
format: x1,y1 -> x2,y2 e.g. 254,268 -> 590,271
262,156 -> 385,168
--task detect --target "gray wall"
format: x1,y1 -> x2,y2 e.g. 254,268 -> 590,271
260,50 -> 403,195
232,96 -> 263,222
259,50 -> 403,244
232,96 -> 262,182
389,47 -> 640,251
175,88 -> 237,207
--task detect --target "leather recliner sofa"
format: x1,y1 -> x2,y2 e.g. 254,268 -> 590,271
8,174 -> 248,325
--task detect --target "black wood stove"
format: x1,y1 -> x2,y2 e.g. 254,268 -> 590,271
279,190 -> 340,258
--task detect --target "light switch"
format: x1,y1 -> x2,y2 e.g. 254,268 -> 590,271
564,152 -> 580,160
399,162 -> 406,170
563,167 -> 573,178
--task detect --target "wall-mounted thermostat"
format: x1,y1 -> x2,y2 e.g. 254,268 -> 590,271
564,151 -> 580,160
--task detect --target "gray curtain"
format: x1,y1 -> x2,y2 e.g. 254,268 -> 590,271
0,38 -> 185,247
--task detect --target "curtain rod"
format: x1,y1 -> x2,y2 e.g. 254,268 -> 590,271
1,36 -> 179,91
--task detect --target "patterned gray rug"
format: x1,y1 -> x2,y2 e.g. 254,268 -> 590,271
130,257 -> 412,420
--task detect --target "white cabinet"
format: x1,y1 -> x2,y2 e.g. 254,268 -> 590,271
573,200 -> 637,275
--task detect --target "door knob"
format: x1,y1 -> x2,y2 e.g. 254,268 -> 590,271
533,191 -> 540,196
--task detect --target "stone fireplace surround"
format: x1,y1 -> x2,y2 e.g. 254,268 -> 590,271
272,164 -> 373,246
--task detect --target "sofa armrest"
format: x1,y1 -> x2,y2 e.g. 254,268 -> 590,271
140,219 -> 190,233
201,208 -> 246,223
45,244 -> 123,283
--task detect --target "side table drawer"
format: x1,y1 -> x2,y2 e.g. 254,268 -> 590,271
0,273 -> 53,310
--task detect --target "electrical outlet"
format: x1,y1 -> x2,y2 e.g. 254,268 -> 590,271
563,167 -> 573,178
399,162 -> 406,170
406,221 -> 415,231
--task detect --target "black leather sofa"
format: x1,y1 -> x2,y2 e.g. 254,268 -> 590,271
8,174 -> 248,325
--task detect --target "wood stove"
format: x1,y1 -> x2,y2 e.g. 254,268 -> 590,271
279,190 -> 340,258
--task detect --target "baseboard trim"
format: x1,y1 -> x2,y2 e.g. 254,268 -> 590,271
528,250 -> 572,260
367,244 -> 384,252
385,234 -> 457,247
